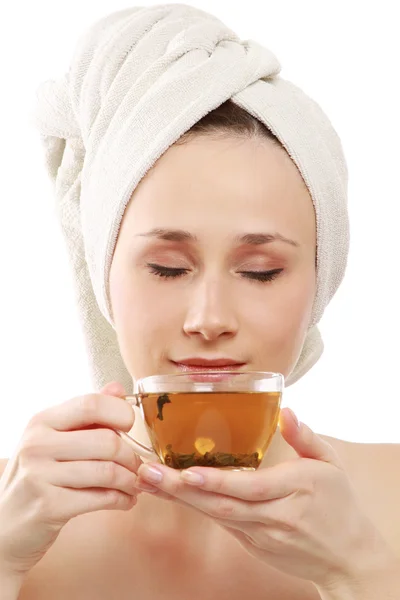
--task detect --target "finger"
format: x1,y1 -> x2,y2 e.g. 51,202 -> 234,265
161,481 -> 260,521
216,524 -> 267,561
49,428 -> 143,473
135,480 -> 198,507
50,460 -> 139,497
137,487 -> 186,505
135,478 -> 252,524
48,486 -> 138,522
137,466 -> 262,521
280,409 -> 345,468
176,463 -> 298,501
212,519 -> 260,544
38,392 -> 135,433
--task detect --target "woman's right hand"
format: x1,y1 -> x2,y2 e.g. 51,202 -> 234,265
0,381 -> 144,579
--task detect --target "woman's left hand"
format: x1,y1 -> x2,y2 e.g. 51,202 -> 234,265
136,408 -> 389,589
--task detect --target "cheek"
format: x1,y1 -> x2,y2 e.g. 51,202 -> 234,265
244,271 -> 315,372
277,275 -> 316,370
111,263 -> 169,328
247,272 -> 314,330
110,270 -> 182,376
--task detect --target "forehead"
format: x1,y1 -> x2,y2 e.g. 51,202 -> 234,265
121,135 -> 316,247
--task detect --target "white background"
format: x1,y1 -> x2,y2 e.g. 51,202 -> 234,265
0,0 -> 399,458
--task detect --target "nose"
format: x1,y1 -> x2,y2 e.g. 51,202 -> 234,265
183,277 -> 239,342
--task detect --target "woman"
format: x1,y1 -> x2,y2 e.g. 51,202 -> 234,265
1,4 -> 399,599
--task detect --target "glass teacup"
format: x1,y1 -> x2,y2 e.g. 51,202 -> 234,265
119,371 -> 284,471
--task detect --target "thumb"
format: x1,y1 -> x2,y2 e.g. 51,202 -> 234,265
100,381 -> 127,398
279,408 -> 343,467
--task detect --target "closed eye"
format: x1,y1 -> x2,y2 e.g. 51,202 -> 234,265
147,264 -> 283,283
238,269 -> 283,283
147,264 -> 188,278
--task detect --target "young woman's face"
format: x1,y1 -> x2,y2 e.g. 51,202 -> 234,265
109,135 -> 316,382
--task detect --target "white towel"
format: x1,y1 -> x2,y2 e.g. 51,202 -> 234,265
31,3 -> 349,392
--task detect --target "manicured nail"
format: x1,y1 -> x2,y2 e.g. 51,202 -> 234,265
140,465 -> 163,483
180,470 -> 205,485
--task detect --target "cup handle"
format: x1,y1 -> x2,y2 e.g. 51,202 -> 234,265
116,394 -> 158,459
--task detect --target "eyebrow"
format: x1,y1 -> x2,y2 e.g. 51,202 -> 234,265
135,228 -> 300,247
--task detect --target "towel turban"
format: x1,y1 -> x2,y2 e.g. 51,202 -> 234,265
32,3 -> 350,393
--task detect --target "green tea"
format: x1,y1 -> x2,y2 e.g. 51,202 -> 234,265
140,390 -> 281,470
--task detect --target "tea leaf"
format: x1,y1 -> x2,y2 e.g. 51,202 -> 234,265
163,446 -> 261,469
218,453 -> 233,466
156,393 -> 171,421
181,455 -> 197,468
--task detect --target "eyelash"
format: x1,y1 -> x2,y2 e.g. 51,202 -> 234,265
146,264 -> 283,283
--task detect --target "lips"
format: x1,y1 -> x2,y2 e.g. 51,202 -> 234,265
171,358 -> 246,373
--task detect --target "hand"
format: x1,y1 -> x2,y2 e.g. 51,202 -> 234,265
136,408 -> 385,589
0,381 -> 143,578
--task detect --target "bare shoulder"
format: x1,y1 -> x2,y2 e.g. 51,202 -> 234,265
322,434 -> 400,558
321,433 -> 400,475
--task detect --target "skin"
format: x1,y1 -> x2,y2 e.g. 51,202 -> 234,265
108,133 -> 317,535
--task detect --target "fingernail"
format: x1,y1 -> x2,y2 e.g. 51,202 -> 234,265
140,465 -> 163,483
180,470 -> 205,485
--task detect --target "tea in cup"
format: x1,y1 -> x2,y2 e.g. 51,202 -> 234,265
118,371 -> 283,471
